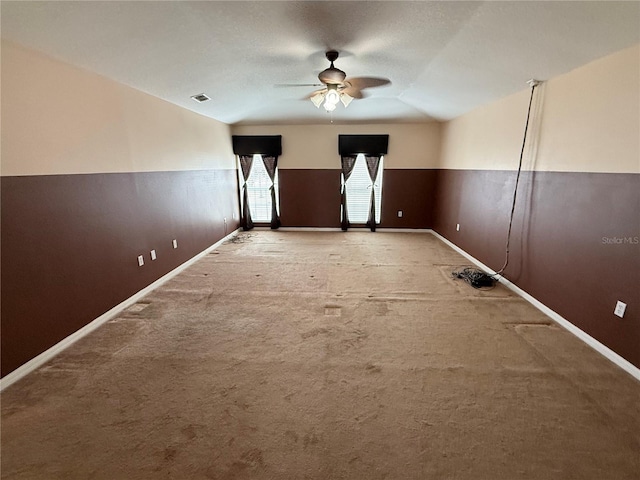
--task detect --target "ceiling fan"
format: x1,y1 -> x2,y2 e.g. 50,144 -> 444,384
281,51 -> 391,112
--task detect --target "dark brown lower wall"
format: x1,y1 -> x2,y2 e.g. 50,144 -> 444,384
380,169 -> 437,228
278,169 -> 437,228
434,169 -> 640,368
278,169 -> 342,227
1,170 -> 240,376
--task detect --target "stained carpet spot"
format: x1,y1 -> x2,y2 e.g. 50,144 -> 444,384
284,430 -> 299,443
126,302 -> 150,313
367,299 -> 390,315
163,446 -> 178,462
324,306 -> 341,316
366,363 -> 382,373
301,327 -> 331,339
220,385 -> 237,397
303,432 -> 319,449
235,448 -> 264,469
341,329 -> 369,349
181,425 -> 197,441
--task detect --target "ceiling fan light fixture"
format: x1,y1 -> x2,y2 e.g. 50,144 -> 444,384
305,50 -> 387,115
340,92 -> 354,107
323,101 -> 337,112
310,92 -> 325,108
325,87 -> 340,105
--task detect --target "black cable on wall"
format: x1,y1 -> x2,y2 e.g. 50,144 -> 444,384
452,79 -> 541,289
493,79 -> 540,277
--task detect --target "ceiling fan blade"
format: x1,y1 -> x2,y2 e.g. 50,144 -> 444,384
344,77 -> 391,90
340,85 -> 365,99
274,83 -> 324,88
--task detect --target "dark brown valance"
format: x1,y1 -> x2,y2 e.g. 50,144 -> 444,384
338,135 -> 389,156
232,135 -> 282,156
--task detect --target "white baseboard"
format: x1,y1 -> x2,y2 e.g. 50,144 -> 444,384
272,227 -> 432,233
430,230 -> 640,382
267,227 -> 344,232
376,228 -> 433,233
0,229 -> 240,392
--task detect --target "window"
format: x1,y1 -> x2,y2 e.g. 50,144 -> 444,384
243,154 -> 279,223
344,154 -> 383,223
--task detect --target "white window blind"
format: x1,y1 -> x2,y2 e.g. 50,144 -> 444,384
244,154 -> 279,223
344,154 -> 383,224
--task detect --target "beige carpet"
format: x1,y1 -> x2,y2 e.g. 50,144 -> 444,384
2,231 -> 639,479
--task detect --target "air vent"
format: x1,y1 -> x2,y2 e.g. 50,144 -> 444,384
190,93 -> 211,103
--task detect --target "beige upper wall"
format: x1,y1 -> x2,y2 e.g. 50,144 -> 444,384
6,38 -> 635,176
231,123 -> 441,169
1,41 -> 236,176
440,44 -> 640,173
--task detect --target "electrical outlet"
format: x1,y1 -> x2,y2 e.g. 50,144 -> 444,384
614,301 -> 627,318
397,210 -> 403,218
456,224 -> 460,232
137,255 -> 144,267
150,250 -> 157,261
172,239 -> 178,249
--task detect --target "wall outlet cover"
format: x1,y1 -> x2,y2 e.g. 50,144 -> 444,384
614,301 -> 627,318
150,250 -> 157,260
172,239 -> 178,249
137,255 -> 144,267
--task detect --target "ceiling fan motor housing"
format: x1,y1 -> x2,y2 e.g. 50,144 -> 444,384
319,68 -> 346,84
319,50 -> 346,84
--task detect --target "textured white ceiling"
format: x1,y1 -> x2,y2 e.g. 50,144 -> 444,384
2,1 -> 639,125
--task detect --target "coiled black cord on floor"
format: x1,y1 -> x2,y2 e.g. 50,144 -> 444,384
452,267 -> 496,289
